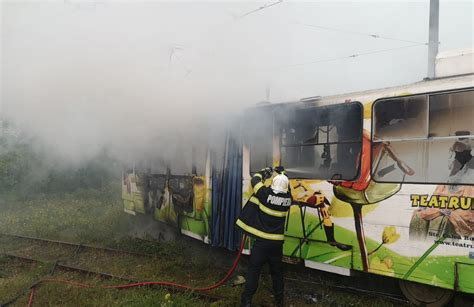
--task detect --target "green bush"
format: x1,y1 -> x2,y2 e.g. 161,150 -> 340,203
0,120 -> 120,198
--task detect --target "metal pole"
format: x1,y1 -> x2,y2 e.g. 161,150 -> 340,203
427,0 -> 440,79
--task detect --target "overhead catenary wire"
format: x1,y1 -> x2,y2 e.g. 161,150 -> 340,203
296,22 -> 427,45
150,3 -> 429,78
275,42 -> 428,70
208,42 -> 428,75
63,1 -> 429,79
236,0 -> 284,19
167,19 -> 428,75
172,40 -> 429,78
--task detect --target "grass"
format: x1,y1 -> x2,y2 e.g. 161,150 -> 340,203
0,183 -> 127,244
0,261 -> 207,307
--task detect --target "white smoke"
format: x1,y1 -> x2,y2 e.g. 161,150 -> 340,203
1,1 -> 472,165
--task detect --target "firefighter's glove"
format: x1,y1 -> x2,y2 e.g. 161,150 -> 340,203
260,167 -> 273,180
274,166 -> 285,175
306,193 -> 325,208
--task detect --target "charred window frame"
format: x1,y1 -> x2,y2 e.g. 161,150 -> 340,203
165,144 -> 207,176
243,106 -> 274,174
277,102 -> 363,180
192,145 -> 208,176
371,88 -> 474,185
134,144 -> 206,177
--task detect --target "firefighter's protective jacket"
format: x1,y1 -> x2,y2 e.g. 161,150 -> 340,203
236,171 -> 292,241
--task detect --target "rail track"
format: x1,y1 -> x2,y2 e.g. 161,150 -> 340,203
0,232 -> 410,306
0,232 -> 224,305
0,232 -> 155,258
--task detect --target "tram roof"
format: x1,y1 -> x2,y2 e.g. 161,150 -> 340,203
250,72 -> 473,111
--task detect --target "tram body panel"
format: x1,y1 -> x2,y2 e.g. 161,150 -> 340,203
122,74 -> 474,294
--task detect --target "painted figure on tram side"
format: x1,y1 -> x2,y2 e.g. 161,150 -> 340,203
303,191 -> 352,251
410,132 -> 474,239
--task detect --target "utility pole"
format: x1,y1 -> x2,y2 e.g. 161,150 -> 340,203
427,0 -> 439,79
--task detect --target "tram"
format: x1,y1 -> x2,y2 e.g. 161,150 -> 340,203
122,50 -> 473,305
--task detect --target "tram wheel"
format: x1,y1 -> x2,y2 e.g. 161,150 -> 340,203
399,280 -> 454,306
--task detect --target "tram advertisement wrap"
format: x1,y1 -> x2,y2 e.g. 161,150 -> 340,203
269,110 -> 473,293
256,178 -> 473,294
123,172 -> 212,243
123,138 -> 473,294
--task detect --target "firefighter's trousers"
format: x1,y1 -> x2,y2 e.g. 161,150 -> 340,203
241,239 -> 284,304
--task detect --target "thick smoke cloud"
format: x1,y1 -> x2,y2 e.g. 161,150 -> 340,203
1,1 -> 255,164
1,1 -> 472,165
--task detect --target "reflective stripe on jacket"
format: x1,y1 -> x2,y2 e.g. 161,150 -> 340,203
236,171 -> 292,241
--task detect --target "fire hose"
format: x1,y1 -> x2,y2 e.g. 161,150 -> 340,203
25,235 -> 247,307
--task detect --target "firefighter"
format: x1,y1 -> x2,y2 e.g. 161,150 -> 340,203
236,166 -> 292,307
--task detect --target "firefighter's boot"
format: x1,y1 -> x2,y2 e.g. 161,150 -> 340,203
240,299 -> 252,307
324,224 -> 352,251
274,294 -> 284,307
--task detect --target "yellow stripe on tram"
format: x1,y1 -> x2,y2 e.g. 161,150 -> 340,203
236,219 -> 285,241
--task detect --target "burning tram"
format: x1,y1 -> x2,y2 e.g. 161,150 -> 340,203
122,50 -> 473,305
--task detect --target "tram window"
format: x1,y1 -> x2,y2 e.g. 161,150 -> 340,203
149,160 -> 167,174
372,140 -> 426,183
372,89 -> 474,185
243,108 -> 274,174
168,143 -> 193,175
429,91 -> 474,137
278,102 -> 363,180
135,161 -> 148,173
373,95 -> 428,140
136,160 -> 154,173
250,139 -> 273,173
426,137 -> 474,183
193,145 -> 208,175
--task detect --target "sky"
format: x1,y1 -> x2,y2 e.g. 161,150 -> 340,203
0,0 -> 473,163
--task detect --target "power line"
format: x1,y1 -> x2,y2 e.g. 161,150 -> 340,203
266,43 -> 428,71
237,0 -> 284,19
296,22 -> 426,45
179,43 -> 428,76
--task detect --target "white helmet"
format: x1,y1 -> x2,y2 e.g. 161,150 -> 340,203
271,174 -> 289,194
